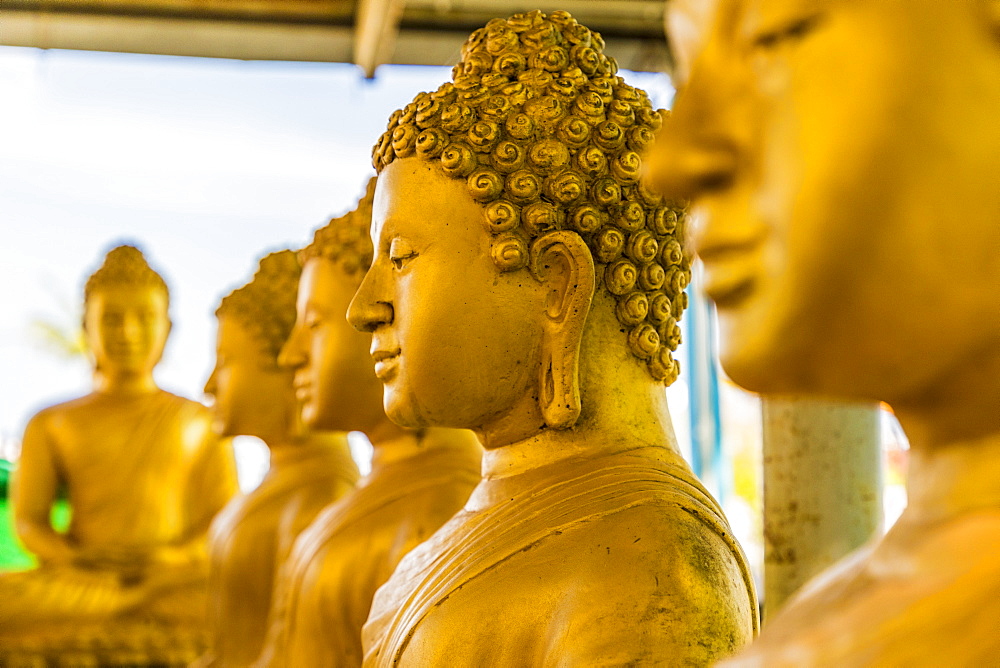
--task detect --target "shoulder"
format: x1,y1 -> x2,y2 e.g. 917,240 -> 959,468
22,393 -> 97,438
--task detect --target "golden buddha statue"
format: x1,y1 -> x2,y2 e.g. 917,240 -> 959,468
197,250 -> 359,668
648,1 -> 1000,665
0,245 -> 238,664
347,11 -> 757,665
253,181 -> 482,668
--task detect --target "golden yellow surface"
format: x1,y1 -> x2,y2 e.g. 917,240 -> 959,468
198,251 -> 360,668
253,191 -> 482,667
0,246 -> 238,663
648,1 -> 1000,664
346,11 -> 758,664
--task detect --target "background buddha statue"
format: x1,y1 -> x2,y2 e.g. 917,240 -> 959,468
649,0 -> 1000,665
0,245 -> 238,665
197,250 -> 360,667
348,10 -> 757,666
253,180 -> 481,668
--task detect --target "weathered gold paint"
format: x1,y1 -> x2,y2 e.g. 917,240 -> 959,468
349,11 -> 757,665
0,246 -> 238,664
649,1 -> 1000,664
253,185 -> 481,668
197,251 -> 359,667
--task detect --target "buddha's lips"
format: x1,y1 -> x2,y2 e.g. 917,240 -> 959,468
371,348 -> 401,381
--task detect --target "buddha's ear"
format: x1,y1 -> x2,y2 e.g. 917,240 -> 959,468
529,230 -> 595,430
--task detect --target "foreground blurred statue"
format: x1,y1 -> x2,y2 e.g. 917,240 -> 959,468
197,251 -> 359,667
649,1 -> 1000,665
253,181 -> 481,668
0,245 -> 238,665
349,11 -> 757,665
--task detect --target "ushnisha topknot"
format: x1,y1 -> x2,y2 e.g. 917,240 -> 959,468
217,250 -> 302,362
85,245 -> 170,306
300,177 -> 377,275
371,10 -> 690,385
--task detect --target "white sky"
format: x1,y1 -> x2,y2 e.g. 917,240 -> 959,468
0,46 -> 676,465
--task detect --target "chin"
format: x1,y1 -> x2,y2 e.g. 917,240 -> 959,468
383,393 -> 427,430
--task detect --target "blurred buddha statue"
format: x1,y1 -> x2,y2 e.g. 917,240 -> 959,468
348,11 -> 757,666
253,180 -> 481,668
197,251 -> 360,667
649,1 -> 1000,665
0,245 -> 238,664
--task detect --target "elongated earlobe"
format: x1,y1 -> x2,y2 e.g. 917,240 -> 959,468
529,231 -> 596,429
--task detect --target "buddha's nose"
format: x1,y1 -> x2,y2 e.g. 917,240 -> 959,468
645,54 -> 750,202
278,324 -> 306,370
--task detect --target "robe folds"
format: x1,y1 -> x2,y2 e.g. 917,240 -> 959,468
202,439 -> 359,667
255,439 -> 481,668
363,445 -> 758,667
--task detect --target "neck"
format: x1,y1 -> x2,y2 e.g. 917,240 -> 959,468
93,370 -> 158,396
480,361 -> 679,480
480,295 -> 681,479
893,345 -> 1000,524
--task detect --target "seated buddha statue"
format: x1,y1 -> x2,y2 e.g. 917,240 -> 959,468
347,11 -> 758,666
0,245 -> 238,664
253,180 -> 482,668
197,250 -> 360,667
648,1 -> 1000,665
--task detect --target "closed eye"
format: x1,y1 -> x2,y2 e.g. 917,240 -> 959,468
752,13 -> 824,50
391,252 -> 417,270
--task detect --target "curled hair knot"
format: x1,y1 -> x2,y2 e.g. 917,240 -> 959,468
625,230 -> 659,265
485,199 -> 520,233
638,262 -> 666,291
570,204 -> 605,235
530,45 -> 570,72
467,168 -> 505,202
491,140 -> 526,173
616,291 -> 649,327
527,138 -> 570,174
493,51 -> 527,77
611,150 -> 643,183
468,120 -> 502,151
556,116 -> 591,149
505,112 -> 535,140
575,146 -> 608,176
593,226 -> 625,263
440,143 -> 478,177
416,127 -> 449,159
594,120 -> 626,152
608,99 -> 636,127
491,233 -> 529,271
544,170 -> 585,205
628,323 -> 660,360
441,103 -> 476,134
522,201 -> 565,236
615,201 -> 646,232
647,292 -> 673,324
391,124 -> 419,158
660,239 -> 684,267
605,258 -> 638,295
505,169 -> 541,203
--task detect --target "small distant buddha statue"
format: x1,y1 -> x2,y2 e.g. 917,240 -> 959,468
253,180 -> 482,668
347,10 -> 757,666
649,1 -> 1000,665
0,245 -> 238,664
197,251 -> 360,667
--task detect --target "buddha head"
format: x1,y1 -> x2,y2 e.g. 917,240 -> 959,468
280,179 -> 387,435
206,250 -> 301,439
647,0 -> 1000,410
348,10 -> 689,438
83,245 -> 171,379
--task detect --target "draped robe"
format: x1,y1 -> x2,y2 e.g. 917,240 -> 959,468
0,390 -> 238,663
255,438 -> 481,668
363,445 -> 758,666
201,437 -> 360,667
